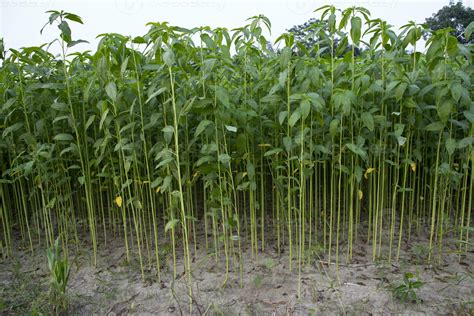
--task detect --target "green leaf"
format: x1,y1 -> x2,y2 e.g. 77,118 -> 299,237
163,49 -> 175,67
361,112 -> 374,132
279,111 -> 287,125
54,134 -> 74,141
225,125 -> 237,133
1,98 -> 16,111
150,177 -> 163,189
346,143 -> 367,160
445,138 -> 456,155
264,148 -> 283,157
85,115 -> 95,131
446,35 -> 458,57
67,39 -> 88,48
465,21 -> 474,40
395,82 -> 408,101
426,38 -> 442,62
289,109 -> 301,128
300,99 -> 310,120
334,12 -> 343,30
397,136 -> 407,146
51,102 -> 68,112
457,137 -> 473,149
145,87 -> 167,104
350,16 -> 362,45
336,35 -> 349,56
162,126 -> 174,144
394,124 -> 404,138
28,83 -> 64,91
165,219 -> 180,232
124,160 -> 131,173
308,92 -> 325,112
354,166 -> 363,183
216,86 -> 230,107
105,82 -> 117,102
58,21 -> 71,43
99,109 -> 109,130
463,111 -> 474,123
200,33 -> 216,50
333,90 -> 354,115
132,36 -> 146,44
195,155 -> 214,167
218,154 -> 231,165
247,162 -> 255,179
195,120 -> 213,138
2,123 -> 23,137
60,145 -> 77,156
329,118 -> 339,138
157,157 -> 174,168
64,13 -> 84,24
161,175 -> 172,192
425,121 -> 445,132
450,82 -> 463,103
278,69 -> 288,87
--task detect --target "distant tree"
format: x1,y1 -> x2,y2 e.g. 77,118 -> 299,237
0,38 -> 4,60
287,18 -> 324,52
287,18 -> 361,57
425,2 -> 474,43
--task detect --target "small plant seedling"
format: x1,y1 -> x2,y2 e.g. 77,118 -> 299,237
253,275 -> 263,287
392,272 -> 424,303
264,258 -> 276,270
305,243 -> 325,264
47,237 -> 71,312
411,244 -> 429,264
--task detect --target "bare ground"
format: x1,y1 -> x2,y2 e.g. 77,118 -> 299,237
1,223 -> 473,315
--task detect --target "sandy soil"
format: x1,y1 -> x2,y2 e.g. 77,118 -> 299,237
1,222 -> 473,315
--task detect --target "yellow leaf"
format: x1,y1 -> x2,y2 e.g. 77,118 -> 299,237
258,143 -> 271,148
155,187 -> 161,194
115,196 -> 123,208
364,167 -> 376,179
358,190 -> 363,200
410,162 -> 416,173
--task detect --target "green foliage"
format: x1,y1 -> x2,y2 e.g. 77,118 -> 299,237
263,258 -> 276,270
305,243 -> 325,263
0,38 -> 4,60
425,2 -> 474,43
287,18 -> 361,56
392,272 -> 424,303
47,238 -> 71,312
410,244 -> 429,264
253,275 -> 264,287
0,6 -> 472,306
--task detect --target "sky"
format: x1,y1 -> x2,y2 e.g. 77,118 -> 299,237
0,0 -> 472,53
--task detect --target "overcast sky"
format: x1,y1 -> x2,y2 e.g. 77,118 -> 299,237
1,0 -> 472,53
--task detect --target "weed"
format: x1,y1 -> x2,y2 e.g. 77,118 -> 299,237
392,272 -> 424,303
47,237 -> 71,313
253,275 -> 264,287
411,244 -> 429,264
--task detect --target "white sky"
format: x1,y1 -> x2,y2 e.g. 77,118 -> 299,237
1,0 -> 472,53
